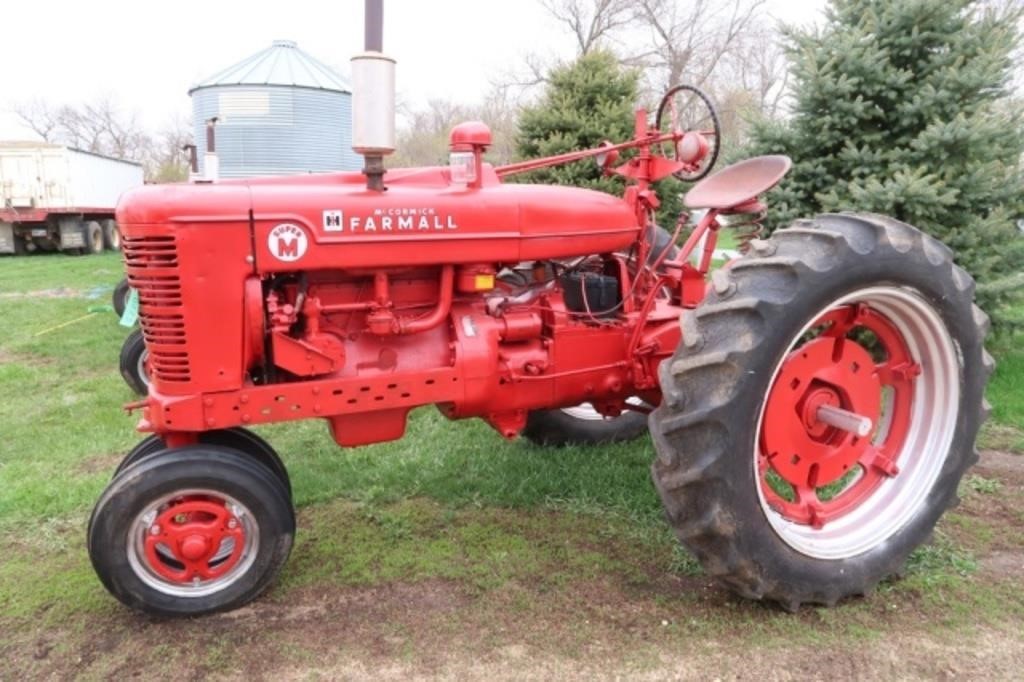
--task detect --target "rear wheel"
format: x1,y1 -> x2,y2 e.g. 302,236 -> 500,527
88,446 -> 294,617
650,213 -> 992,609
119,329 -> 149,395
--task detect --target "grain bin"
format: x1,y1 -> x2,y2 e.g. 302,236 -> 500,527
189,40 -> 360,178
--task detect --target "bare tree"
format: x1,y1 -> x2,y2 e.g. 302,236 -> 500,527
12,99 -> 63,142
391,88 -> 521,168
144,114 -> 193,182
632,0 -> 767,92
719,25 -> 791,120
541,0 -> 633,55
11,96 -> 192,181
13,96 -> 147,158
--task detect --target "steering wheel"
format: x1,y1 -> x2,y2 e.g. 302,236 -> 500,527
655,84 -> 721,182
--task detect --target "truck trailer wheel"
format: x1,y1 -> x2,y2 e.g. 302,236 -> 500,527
114,428 -> 292,500
88,445 -> 294,617
83,220 -> 104,255
119,329 -> 149,396
650,213 -> 991,610
101,219 -> 120,251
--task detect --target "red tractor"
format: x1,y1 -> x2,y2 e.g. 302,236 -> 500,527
87,5 -> 991,617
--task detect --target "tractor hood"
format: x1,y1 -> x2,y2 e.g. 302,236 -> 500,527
117,164 -> 640,271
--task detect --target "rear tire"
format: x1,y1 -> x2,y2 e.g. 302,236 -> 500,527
650,213 -> 992,609
88,446 -> 295,617
83,220 -> 104,255
119,329 -> 149,396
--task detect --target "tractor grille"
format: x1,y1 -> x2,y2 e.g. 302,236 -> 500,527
123,234 -> 191,384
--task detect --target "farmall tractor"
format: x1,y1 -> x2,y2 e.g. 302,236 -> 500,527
87,3 -> 991,616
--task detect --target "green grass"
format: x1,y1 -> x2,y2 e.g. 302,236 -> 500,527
0,250 -> 1023,675
978,328 -> 1024,452
0,251 -> 124,294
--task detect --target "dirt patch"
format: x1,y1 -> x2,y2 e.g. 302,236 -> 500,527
976,450 -> 1024,482
979,551 -> 1024,580
73,452 -> 125,476
0,347 -> 53,367
2,450 -> 1023,680
6,578 -> 1022,681
0,287 -> 85,300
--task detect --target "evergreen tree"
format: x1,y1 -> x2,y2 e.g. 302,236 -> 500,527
514,50 -> 687,226
750,0 -> 1024,325
515,50 -> 638,194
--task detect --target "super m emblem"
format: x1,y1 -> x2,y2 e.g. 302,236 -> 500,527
268,223 -> 308,262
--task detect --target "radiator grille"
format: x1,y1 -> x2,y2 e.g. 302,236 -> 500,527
123,235 -> 191,383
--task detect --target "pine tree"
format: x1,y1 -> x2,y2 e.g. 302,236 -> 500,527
750,0 -> 1024,325
515,50 -> 638,195
514,50 -> 687,228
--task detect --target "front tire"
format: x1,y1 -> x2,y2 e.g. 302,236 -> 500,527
112,279 -> 131,317
114,427 -> 292,500
88,446 -> 295,617
119,329 -> 149,396
650,213 -> 992,609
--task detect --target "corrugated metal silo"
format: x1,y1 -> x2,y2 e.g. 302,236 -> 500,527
189,40 -> 360,178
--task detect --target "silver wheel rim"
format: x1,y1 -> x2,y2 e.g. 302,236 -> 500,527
561,396 -> 646,421
138,349 -> 150,387
126,488 -> 259,598
754,286 -> 960,560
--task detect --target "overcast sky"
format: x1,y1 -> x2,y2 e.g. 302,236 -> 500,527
0,0 -> 827,140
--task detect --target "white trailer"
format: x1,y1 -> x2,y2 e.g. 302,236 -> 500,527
0,142 -> 144,255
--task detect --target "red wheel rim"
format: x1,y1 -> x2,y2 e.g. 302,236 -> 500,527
759,303 -> 921,528
126,487 -> 261,597
139,494 -> 247,586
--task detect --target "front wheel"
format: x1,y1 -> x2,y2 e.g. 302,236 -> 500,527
88,446 -> 295,617
114,427 -> 292,500
119,329 -> 149,396
650,213 -> 992,609
112,279 -> 131,317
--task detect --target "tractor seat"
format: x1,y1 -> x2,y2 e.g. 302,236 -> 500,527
684,155 -> 792,210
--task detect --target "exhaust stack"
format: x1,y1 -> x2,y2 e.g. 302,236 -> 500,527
351,0 -> 395,191
183,143 -> 199,181
202,117 -> 219,182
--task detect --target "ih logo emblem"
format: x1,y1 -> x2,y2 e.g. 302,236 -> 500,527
268,223 -> 308,262
323,209 -> 343,232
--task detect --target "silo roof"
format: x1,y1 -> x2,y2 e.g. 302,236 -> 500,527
189,40 -> 351,94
